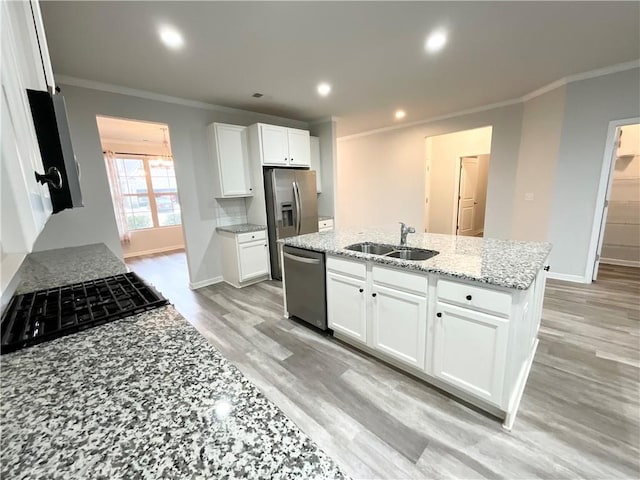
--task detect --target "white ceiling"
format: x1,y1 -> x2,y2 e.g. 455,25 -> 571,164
41,2 -> 640,137
96,116 -> 171,148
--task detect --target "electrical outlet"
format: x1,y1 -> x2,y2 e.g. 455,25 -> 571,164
524,193 -> 534,201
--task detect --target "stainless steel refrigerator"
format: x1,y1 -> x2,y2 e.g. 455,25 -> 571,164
264,168 -> 318,280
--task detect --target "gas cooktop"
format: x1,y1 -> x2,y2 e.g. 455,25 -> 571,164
1,272 -> 169,354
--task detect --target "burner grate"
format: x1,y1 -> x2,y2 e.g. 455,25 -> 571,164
1,272 -> 169,354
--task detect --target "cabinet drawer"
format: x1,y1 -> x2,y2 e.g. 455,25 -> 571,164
437,279 -> 512,317
318,219 -> 334,230
372,265 -> 427,296
237,230 -> 266,244
326,255 -> 366,279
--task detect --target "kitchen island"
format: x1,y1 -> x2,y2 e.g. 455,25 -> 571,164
281,228 -> 552,430
1,244 -> 345,479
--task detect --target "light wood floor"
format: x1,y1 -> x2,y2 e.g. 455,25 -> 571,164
127,251 -> 640,479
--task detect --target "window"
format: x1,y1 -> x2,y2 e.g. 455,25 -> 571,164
115,156 -> 181,230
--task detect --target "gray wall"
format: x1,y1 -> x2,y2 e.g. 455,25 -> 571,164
337,104 -> 524,239
309,119 -> 337,218
34,84 -> 307,285
547,68 -> 640,278
511,86 -> 566,241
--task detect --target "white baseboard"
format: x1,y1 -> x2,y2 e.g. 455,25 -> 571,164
600,258 -> 640,268
189,276 -> 223,290
123,245 -> 185,259
546,272 -> 590,283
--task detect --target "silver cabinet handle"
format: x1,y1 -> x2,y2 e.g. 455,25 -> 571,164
284,252 -> 320,265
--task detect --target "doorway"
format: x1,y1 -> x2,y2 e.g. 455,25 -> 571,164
95,116 -> 186,259
591,121 -> 640,280
424,127 -> 492,236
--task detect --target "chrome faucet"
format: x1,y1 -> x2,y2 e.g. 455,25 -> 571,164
399,222 -> 416,246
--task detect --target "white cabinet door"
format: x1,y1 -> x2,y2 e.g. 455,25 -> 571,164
1,1 -> 52,254
238,241 -> 269,281
215,124 -> 252,197
326,271 -> 367,342
432,302 -> 508,405
371,284 -> 427,369
260,124 -> 289,166
288,128 -> 311,167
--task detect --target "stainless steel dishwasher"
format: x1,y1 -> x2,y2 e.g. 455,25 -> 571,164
282,245 -> 327,330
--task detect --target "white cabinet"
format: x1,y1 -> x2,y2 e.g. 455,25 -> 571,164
259,124 -> 289,166
207,123 -> 252,198
432,302 -> 508,406
252,123 -> 310,167
309,136 -> 322,192
326,256 -> 428,369
288,128 -> 311,166
1,0 -> 55,298
238,241 -> 269,281
326,271 -> 367,342
371,284 -> 427,369
218,230 -> 269,288
318,218 -> 334,232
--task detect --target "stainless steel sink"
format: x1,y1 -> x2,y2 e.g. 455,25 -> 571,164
386,248 -> 439,261
345,242 -> 396,255
345,242 -> 439,261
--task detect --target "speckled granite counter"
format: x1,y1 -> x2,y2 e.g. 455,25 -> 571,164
281,228 -> 551,290
15,243 -> 128,294
216,223 -> 267,234
2,244 -> 346,479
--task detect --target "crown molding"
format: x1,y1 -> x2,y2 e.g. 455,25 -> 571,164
54,74 -> 309,127
521,59 -> 640,102
340,59 -> 640,142
308,116 -> 341,125
337,98 -> 522,142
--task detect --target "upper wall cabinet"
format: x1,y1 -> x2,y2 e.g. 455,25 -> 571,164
1,1 -> 53,253
207,123 -> 253,198
309,136 -> 322,192
251,123 -> 311,167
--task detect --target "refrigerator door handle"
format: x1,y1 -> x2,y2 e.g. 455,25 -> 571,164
293,180 -> 302,235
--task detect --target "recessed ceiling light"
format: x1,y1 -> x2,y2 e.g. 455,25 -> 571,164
159,25 -> 184,50
395,110 -> 406,120
425,30 -> 447,53
317,82 -> 331,96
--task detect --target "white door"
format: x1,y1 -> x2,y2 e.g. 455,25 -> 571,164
371,284 -> 427,369
260,124 -> 289,166
326,271 -> 367,342
238,241 -> 269,281
432,302 -> 508,406
593,129 -> 621,280
216,124 -> 252,196
457,157 -> 479,236
287,128 -> 311,167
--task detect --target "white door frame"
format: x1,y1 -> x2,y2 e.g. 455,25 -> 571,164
584,117 -> 640,281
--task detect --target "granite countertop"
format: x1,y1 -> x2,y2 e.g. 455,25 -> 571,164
216,223 -> 267,234
15,243 -> 128,294
2,244 -> 346,479
280,228 -> 552,290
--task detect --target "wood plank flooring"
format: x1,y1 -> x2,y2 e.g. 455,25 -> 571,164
127,251 -> 640,479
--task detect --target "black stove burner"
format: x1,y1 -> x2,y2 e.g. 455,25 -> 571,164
1,272 -> 169,354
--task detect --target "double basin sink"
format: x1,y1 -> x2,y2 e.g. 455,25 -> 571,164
345,242 -> 439,261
